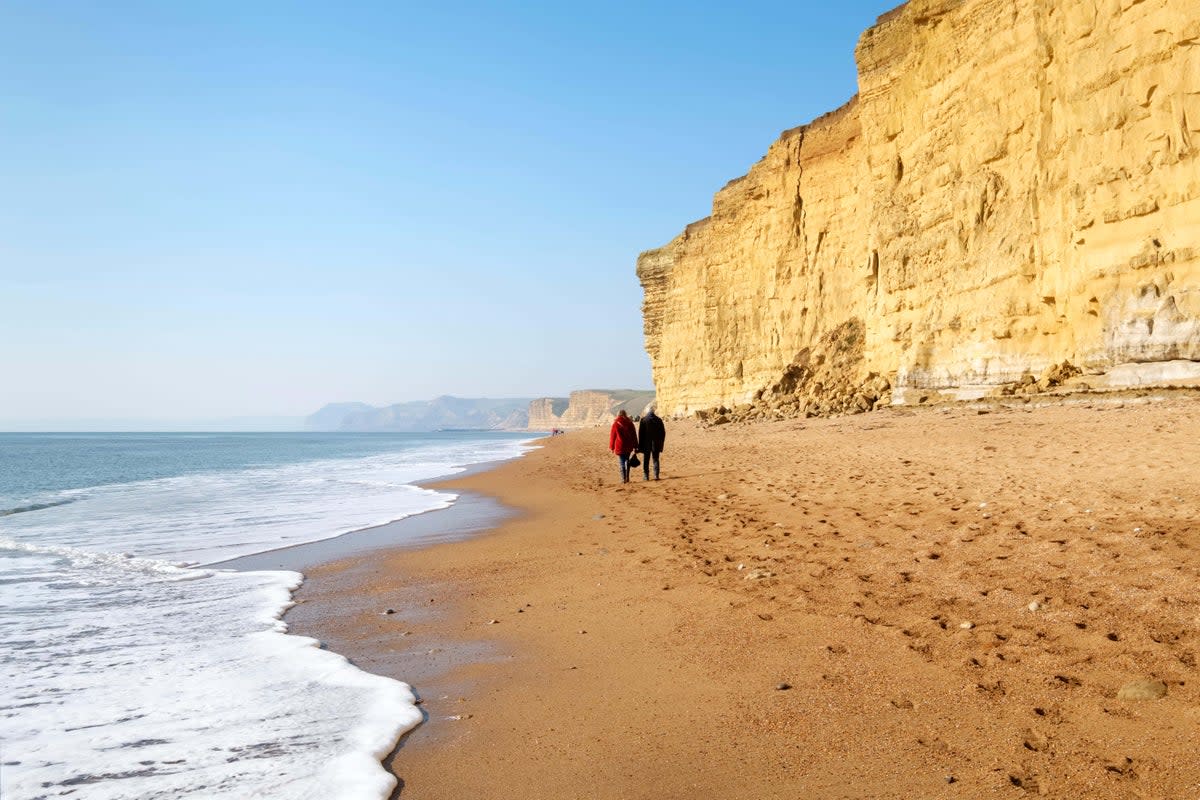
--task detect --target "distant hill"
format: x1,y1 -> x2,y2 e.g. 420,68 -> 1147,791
306,396 -> 532,432
305,402 -> 376,431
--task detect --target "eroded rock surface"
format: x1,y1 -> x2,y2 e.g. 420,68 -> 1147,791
638,0 -> 1200,417
528,390 -> 656,429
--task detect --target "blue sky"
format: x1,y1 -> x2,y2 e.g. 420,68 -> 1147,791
1,0 -> 897,426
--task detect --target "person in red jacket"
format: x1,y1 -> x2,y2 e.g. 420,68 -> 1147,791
608,409 -> 639,484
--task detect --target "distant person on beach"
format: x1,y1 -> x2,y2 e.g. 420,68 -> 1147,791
609,409 -> 639,484
637,408 -> 666,481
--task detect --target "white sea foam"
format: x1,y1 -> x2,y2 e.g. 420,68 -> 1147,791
0,434 -> 535,799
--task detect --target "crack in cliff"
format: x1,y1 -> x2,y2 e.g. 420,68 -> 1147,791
637,0 -> 1200,416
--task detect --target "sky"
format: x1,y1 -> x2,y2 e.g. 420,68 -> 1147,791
1,0 -> 898,428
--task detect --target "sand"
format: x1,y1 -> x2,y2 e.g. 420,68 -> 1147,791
289,395 -> 1200,799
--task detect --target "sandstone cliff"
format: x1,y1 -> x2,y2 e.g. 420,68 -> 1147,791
527,397 -> 570,430
638,0 -> 1200,417
527,390 -> 656,429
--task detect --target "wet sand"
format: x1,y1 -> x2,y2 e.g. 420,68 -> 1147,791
289,395 -> 1200,799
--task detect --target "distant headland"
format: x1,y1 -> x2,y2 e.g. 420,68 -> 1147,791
307,390 -> 655,432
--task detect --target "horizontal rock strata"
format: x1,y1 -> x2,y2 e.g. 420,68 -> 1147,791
527,390 -> 656,429
527,397 -> 570,431
638,0 -> 1200,417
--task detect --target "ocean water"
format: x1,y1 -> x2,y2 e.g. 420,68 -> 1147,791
0,431 -> 537,800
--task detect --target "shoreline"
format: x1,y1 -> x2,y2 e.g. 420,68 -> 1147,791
222,448 -> 543,773
217,451 -> 536,573
290,400 -> 1200,798
216,488 -> 515,574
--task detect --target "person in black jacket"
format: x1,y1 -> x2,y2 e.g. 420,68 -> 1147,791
637,408 -> 666,481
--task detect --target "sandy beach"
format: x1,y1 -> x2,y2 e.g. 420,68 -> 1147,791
289,395 -> 1200,799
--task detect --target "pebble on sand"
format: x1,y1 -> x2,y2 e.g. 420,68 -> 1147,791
959,621 -> 974,629
775,682 -> 792,691
1027,601 -> 1041,612
1117,679 -> 1168,701
744,568 -> 776,580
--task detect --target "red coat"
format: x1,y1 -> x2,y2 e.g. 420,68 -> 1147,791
609,416 -> 638,455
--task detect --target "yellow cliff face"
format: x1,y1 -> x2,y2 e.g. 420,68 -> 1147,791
527,390 -> 657,430
639,0 -> 1200,417
527,398 -> 570,431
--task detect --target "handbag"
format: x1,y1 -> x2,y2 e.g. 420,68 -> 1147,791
628,453 -> 640,467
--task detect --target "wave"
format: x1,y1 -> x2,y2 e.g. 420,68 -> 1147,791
0,536 -> 205,577
0,498 -> 78,517
0,433 -> 536,800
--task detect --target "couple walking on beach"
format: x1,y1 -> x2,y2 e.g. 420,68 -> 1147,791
609,408 -> 666,483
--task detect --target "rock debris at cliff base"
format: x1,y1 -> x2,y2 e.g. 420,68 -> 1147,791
638,0 -> 1200,418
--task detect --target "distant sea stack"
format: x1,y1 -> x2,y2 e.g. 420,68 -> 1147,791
638,0 -> 1200,418
527,390 -> 656,429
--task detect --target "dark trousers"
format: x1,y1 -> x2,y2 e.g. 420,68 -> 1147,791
618,453 -> 631,483
641,450 -> 660,479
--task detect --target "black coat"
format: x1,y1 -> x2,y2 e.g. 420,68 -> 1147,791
637,414 -> 666,454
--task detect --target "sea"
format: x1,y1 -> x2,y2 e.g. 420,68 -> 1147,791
0,431 -> 538,800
